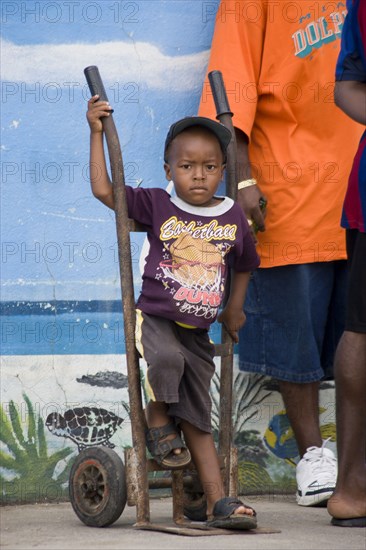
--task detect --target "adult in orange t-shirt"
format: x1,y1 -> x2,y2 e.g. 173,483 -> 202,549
199,0 -> 364,507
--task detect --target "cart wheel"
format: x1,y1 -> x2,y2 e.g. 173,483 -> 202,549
69,446 -> 127,527
183,492 -> 207,521
183,470 -> 207,521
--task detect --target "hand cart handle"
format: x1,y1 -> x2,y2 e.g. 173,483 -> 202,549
208,70 -> 237,199
84,65 -> 149,523
208,71 -> 237,487
208,70 -> 233,117
84,65 -> 114,112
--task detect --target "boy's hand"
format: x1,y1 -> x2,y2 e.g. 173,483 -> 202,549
217,306 -> 246,343
86,95 -> 113,134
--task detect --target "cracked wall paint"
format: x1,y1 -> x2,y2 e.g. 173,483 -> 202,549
1,0 -> 225,504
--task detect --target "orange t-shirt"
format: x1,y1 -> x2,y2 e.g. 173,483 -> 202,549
199,0 -> 364,267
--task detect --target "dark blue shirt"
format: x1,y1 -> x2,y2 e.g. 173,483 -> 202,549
336,0 -> 366,232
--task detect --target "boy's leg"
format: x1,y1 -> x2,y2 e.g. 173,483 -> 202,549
146,400 -> 182,456
136,311 -> 191,466
180,420 -> 255,517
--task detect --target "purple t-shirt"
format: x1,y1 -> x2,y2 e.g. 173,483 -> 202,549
126,187 -> 260,329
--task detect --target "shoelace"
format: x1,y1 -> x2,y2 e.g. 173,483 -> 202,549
304,439 -> 337,475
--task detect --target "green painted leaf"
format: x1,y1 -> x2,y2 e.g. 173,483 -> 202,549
0,449 -> 18,470
22,393 -> 38,459
9,401 -> 26,447
0,405 -> 21,457
320,423 -> 336,442
238,460 -> 273,494
23,393 -> 36,442
37,417 -> 47,459
1,394 -> 75,504
46,446 -> 74,467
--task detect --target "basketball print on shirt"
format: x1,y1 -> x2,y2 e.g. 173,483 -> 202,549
159,232 -> 233,321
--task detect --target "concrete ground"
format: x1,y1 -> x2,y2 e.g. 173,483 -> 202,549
1,495 -> 365,550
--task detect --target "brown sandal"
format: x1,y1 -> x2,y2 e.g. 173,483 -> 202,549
146,422 -> 191,469
207,497 -> 257,530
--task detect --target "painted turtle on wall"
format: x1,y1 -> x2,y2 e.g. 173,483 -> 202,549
45,407 -> 124,452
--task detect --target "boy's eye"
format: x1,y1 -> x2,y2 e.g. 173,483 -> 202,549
181,164 -> 191,169
206,164 -> 217,172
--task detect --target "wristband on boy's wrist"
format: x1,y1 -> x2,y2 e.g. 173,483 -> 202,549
237,178 -> 257,190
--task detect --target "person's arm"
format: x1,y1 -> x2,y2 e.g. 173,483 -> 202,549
334,80 -> 366,125
217,270 -> 251,343
197,0 -> 267,235
86,95 -> 115,210
235,128 -> 266,234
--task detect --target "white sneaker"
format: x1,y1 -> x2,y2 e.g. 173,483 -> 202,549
296,441 -> 337,506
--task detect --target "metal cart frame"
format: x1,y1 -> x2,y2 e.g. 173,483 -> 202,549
69,67 -> 258,536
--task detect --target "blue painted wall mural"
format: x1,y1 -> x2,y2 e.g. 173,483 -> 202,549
1,0 -> 336,504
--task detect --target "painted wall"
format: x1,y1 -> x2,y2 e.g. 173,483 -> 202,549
1,0 -> 335,505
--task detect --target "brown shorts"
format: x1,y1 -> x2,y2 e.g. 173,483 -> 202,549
135,310 -> 215,432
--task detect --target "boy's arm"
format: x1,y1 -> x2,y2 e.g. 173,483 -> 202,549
334,81 -> 366,125
87,95 -> 115,210
217,270 -> 251,343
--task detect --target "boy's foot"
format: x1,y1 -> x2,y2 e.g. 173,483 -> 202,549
206,497 -> 257,530
146,422 -> 191,469
296,442 -> 337,506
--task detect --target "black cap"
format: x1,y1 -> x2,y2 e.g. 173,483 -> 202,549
164,116 -> 232,162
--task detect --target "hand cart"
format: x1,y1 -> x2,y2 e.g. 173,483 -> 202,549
68,67 -> 264,536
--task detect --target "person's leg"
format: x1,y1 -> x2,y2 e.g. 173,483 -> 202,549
180,420 -> 255,518
327,331 -> 366,520
145,401 -> 182,456
239,263 -> 344,506
278,380 -> 322,457
279,380 -> 337,507
165,328 -> 257,527
135,311 -> 190,466
328,230 -> 366,523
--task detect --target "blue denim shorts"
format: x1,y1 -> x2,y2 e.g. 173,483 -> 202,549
238,261 -> 347,383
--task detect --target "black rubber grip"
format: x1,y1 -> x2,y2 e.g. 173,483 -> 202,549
208,70 -> 233,117
84,65 -> 111,105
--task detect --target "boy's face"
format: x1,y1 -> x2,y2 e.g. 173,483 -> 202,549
164,127 -> 225,207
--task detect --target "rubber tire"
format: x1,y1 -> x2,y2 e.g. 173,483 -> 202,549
69,446 -> 127,527
183,469 -> 207,521
183,492 -> 207,521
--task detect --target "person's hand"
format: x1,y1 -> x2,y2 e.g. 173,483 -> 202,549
237,185 -> 267,242
217,306 -> 246,343
86,95 -> 113,134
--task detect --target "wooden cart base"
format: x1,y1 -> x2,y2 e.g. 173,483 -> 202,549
136,522 -> 281,536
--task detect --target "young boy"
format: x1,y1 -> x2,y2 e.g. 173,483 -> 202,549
87,96 -> 259,529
